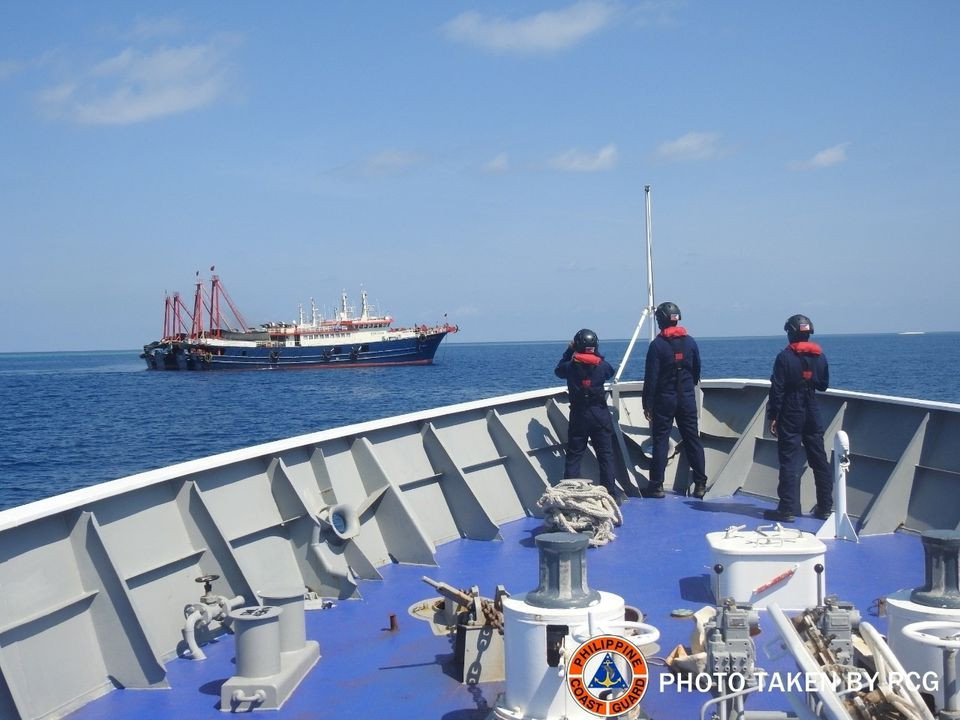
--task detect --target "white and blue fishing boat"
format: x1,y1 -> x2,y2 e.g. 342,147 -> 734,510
142,274 -> 457,370
5,191 -> 960,720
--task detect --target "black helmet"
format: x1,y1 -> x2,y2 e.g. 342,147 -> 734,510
784,314 -> 814,342
655,302 -> 681,329
573,328 -> 599,353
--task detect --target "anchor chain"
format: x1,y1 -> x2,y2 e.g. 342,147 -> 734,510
481,598 -> 504,633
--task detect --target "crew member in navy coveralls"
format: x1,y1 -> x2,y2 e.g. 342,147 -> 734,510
642,302 -> 707,499
764,314 -> 832,523
555,329 -> 626,504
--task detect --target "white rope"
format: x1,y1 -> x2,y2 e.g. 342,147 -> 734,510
537,480 -> 623,546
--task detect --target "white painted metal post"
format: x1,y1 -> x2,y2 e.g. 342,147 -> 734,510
610,186 -> 656,493
614,309 -> 650,383
644,185 -> 656,345
615,185 -> 655,382
816,431 -> 859,542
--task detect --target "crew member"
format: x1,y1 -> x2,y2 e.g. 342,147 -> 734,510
555,329 -> 625,504
765,314 -> 832,523
642,302 -> 707,499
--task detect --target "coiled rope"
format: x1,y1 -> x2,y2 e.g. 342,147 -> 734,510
537,479 -> 623,546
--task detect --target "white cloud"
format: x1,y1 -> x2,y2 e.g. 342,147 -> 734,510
443,1 -> 617,54
482,152 -> 510,173
360,150 -> 426,177
35,35 -> 239,125
548,144 -> 618,172
796,142 -> 850,170
655,131 -> 722,162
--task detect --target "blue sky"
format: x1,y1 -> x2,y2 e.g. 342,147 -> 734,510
1,2 -> 957,352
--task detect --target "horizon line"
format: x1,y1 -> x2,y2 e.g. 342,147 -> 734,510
1,330 -> 957,356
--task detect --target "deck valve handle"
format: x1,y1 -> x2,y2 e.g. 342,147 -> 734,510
195,574 -> 220,597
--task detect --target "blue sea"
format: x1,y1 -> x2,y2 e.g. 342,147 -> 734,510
1,333 -> 958,512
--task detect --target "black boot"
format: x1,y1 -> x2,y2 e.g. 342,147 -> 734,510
641,484 -> 665,499
690,481 -> 706,499
812,505 -> 832,520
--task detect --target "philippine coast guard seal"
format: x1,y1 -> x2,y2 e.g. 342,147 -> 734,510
566,633 -> 649,717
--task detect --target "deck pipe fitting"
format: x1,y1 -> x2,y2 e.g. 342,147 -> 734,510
183,605 -> 215,660
524,532 -> 600,609
198,574 -> 219,602
911,530 -> 960,610
182,575 -> 244,660
258,589 -> 308,654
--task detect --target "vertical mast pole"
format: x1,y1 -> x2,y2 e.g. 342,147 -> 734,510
173,292 -> 184,336
644,185 -> 655,343
210,275 -> 221,338
614,185 -> 656,381
163,295 -> 172,339
191,273 -> 204,339
609,185 -> 656,492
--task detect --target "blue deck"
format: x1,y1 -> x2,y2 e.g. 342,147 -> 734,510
70,493 -> 924,719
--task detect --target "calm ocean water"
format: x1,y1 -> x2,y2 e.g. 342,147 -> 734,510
1,333 -> 958,512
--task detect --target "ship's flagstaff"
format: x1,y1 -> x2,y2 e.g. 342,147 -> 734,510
615,184 -> 657,382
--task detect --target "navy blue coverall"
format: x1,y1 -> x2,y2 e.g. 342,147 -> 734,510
642,328 -> 707,489
555,347 -> 617,492
767,342 -> 832,515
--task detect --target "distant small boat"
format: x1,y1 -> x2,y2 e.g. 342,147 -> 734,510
898,331 -> 925,335
141,272 -> 457,370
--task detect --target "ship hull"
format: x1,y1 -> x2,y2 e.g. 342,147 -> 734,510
142,331 -> 448,370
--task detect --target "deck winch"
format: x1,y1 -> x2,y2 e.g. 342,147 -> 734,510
493,532 -> 659,720
887,530 -> 960,713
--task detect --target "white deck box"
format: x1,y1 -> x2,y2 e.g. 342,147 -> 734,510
706,526 -> 826,610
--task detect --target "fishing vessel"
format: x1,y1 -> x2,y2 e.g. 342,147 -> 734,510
141,273 -> 457,370
5,191 -> 960,720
